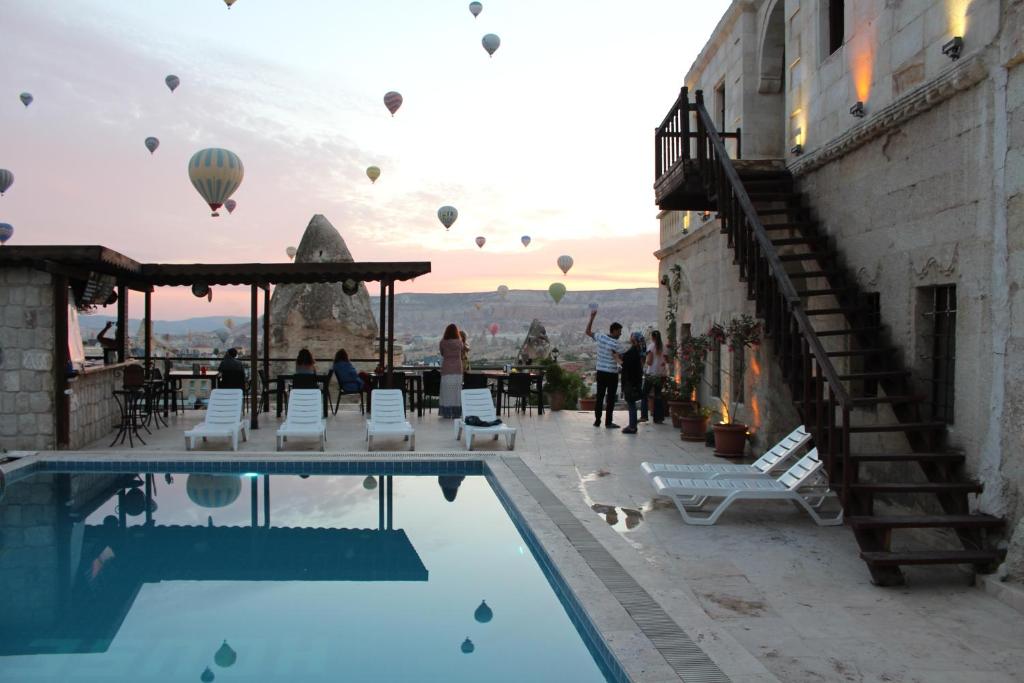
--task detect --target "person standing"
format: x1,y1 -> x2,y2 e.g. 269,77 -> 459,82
459,329 -> 471,372
620,332 -> 645,434
438,323 -> 464,418
641,330 -> 668,424
585,310 -> 623,428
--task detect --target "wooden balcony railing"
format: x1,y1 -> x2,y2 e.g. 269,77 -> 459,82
655,86 -> 741,183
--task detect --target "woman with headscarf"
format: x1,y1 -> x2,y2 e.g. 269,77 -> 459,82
438,323 -> 464,418
620,331 -> 645,434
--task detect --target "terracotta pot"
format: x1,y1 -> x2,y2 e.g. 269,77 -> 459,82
578,397 -> 596,411
679,415 -> 708,442
548,390 -> 566,412
667,400 -> 694,428
712,422 -> 748,458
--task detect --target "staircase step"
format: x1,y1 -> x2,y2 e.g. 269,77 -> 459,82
850,481 -> 981,494
805,307 -> 868,316
847,420 -> 945,433
849,452 -> 963,464
748,192 -> 796,202
779,252 -> 834,263
848,514 -> 1002,530
761,223 -> 811,231
799,288 -> 855,297
815,327 -> 885,336
786,270 -> 836,279
860,550 -> 1001,567
770,236 -> 829,246
837,371 -> 912,381
825,348 -> 898,357
755,207 -> 803,216
800,395 -> 925,408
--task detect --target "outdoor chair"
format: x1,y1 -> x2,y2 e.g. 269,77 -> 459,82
504,372 -> 533,416
257,369 -> 272,414
183,389 -> 248,451
455,388 -> 517,451
642,425 -> 811,481
421,369 -> 441,414
650,448 -> 842,526
462,373 -> 489,390
276,389 -> 327,451
365,389 -> 415,451
332,371 -> 367,415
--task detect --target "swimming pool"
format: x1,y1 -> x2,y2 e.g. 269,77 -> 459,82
0,460 -> 621,682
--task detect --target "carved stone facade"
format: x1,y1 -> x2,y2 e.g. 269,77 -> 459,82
656,0 -> 1024,581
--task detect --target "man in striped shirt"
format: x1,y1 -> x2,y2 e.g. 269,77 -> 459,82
586,310 -> 623,428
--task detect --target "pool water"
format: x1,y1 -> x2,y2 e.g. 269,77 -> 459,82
0,470 -> 612,682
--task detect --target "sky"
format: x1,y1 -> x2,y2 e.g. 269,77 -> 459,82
0,0 -> 729,318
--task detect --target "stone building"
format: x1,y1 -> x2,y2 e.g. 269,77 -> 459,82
654,0 -> 1023,584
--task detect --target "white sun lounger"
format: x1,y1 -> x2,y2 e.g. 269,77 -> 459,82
184,389 -> 248,451
651,448 -> 843,526
454,388 -> 517,450
276,389 -> 327,451
366,389 -> 415,451
641,426 -> 811,480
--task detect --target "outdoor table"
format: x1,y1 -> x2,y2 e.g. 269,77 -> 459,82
475,370 -> 545,415
275,374 -> 330,418
168,370 -> 220,412
111,388 -> 147,447
142,379 -> 168,429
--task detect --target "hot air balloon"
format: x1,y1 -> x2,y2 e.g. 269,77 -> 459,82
362,475 -> 378,490
224,318 -> 235,329
557,255 -> 574,275
342,279 -> 360,296
461,638 -> 475,654
437,206 -> 458,230
186,475 -> 242,508
474,600 -> 494,623
286,246 -> 297,260
201,667 -> 215,683
214,640 -> 237,667
165,75 -> 180,92
145,137 -> 160,154
0,169 -> 13,195
482,34 -> 501,57
188,148 -> 244,217
224,0 -> 238,8
0,223 -> 13,245
488,323 -> 499,338
366,166 -> 381,183
497,285 -> 508,299
383,91 -> 403,116
19,93 -> 32,107
224,199 -> 237,214
475,236 -> 486,248
521,235 -> 531,247
548,282 -> 566,304
469,2 -> 482,17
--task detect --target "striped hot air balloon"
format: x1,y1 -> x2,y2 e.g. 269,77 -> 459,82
145,137 -> 159,154
469,2 -> 482,17
437,206 -> 458,230
186,475 -> 242,508
384,91 -> 403,116
0,169 -> 13,196
475,236 -> 486,248
557,255 -> 574,275
224,199 -> 237,213
187,148 -> 244,217
165,75 -> 180,92
0,223 -> 13,245
521,235 -> 531,247
224,0 -> 238,8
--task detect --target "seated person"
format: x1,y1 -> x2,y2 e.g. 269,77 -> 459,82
218,348 -> 246,389
295,348 -> 317,375
332,349 -> 365,392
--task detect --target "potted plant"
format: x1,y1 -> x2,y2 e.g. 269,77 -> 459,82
662,377 -> 690,428
679,405 -> 712,441
675,332 -> 713,421
541,359 -> 589,412
707,315 -> 762,458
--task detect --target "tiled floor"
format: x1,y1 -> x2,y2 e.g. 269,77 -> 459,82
78,404 -> 1024,683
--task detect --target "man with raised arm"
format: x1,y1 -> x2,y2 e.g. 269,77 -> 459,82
585,310 -> 623,429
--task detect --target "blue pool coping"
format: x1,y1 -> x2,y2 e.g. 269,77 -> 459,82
6,456 -> 630,683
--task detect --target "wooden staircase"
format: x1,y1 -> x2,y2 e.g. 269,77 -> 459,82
655,88 -> 1004,586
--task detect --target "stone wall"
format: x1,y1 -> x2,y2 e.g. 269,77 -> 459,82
0,267 -> 56,451
68,363 -> 127,450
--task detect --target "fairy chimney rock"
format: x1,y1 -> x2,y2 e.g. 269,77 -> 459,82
518,318 -> 551,363
269,215 -> 378,370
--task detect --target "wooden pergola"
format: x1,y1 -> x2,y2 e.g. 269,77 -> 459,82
0,245 -> 430,444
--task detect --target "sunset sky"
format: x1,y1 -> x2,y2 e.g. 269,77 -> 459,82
0,0 -> 728,318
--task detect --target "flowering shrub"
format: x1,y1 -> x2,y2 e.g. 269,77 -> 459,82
708,314 -> 761,352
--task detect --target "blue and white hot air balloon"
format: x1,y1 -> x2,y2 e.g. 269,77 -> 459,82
0,169 -> 12,196
188,148 -> 244,217
145,137 -> 160,154
482,34 -> 501,57
165,75 -> 180,92
19,92 -> 33,107
0,223 -> 13,245
469,2 -> 482,17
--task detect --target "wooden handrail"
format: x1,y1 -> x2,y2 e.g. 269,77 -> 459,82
689,90 -> 852,505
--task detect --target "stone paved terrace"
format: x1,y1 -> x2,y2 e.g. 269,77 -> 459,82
18,405 -> 1024,682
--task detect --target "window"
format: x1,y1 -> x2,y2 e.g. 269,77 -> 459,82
714,82 -> 727,130
710,342 -> 722,397
826,0 -> 844,56
925,285 -> 957,423
731,348 -> 745,405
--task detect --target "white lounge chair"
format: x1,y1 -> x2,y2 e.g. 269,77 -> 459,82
184,389 -> 248,451
642,426 -> 811,480
651,448 -> 843,526
276,389 -> 327,451
366,389 -> 415,451
454,388 -> 517,451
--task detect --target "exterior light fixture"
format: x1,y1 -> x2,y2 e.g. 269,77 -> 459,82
849,101 -> 866,118
701,210 -> 713,222
942,36 -> 963,60
791,144 -> 804,155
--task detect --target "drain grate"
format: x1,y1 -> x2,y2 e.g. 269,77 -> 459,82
502,456 -> 731,683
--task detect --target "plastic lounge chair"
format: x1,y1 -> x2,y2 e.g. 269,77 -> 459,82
184,389 -> 248,451
276,389 -> 327,451
650,448 -> 843,526
454,388 -> 517,451
642,426 -> 811,480
365,389 -> 415,451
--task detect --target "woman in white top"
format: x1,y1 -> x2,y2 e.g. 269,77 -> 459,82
640,330 -> 669,423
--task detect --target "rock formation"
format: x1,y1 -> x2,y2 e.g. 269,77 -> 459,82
269,215 -> 379,371
518,318 -> 551,363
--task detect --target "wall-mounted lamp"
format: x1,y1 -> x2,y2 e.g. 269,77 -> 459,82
790,144 -> 804,155
849,101 -> 866,118
942,36 -> 964,61
701,210 -> 713,222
